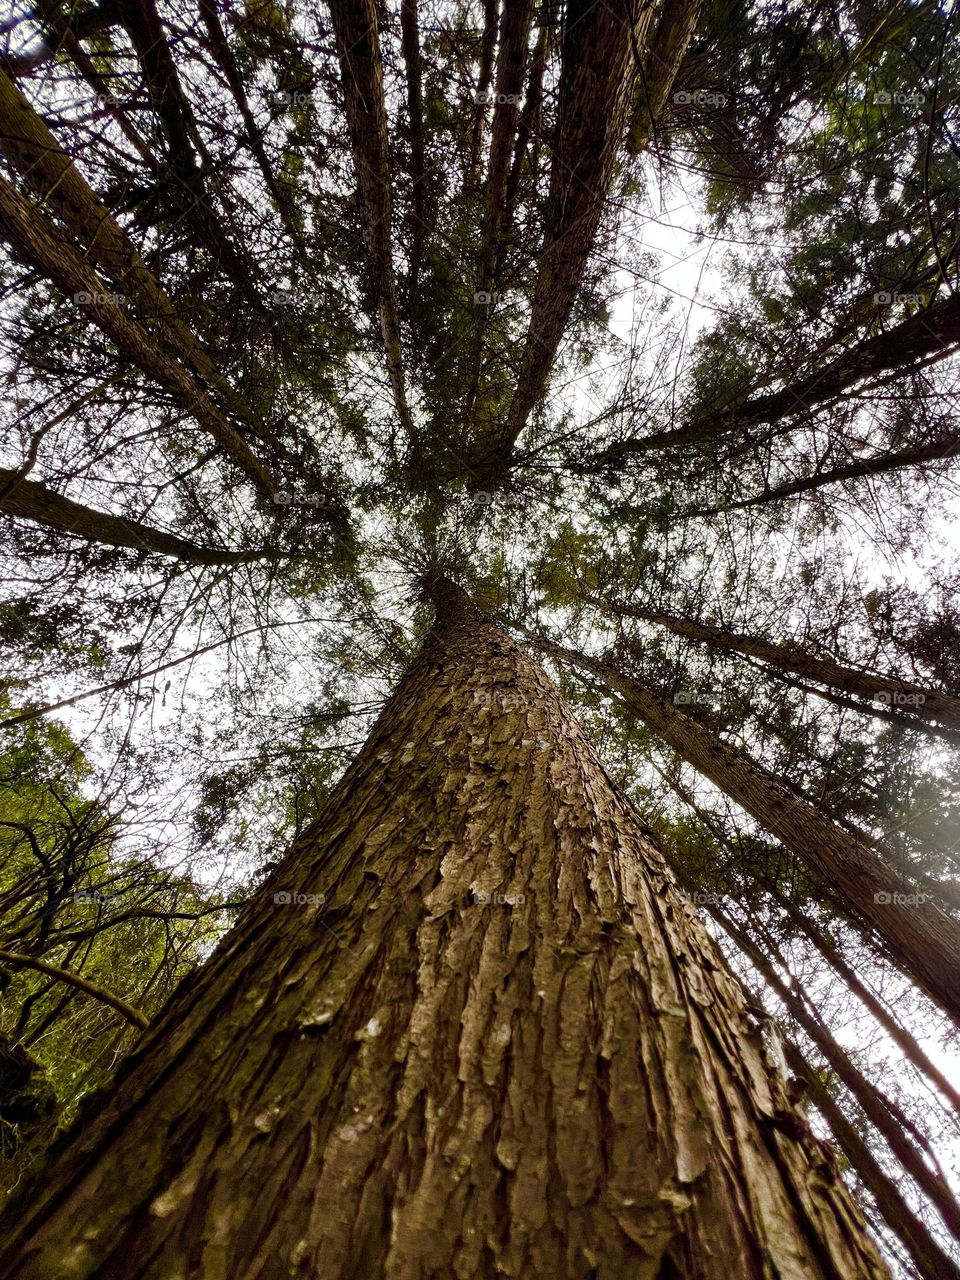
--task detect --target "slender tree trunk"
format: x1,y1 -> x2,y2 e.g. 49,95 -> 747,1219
399,0 -> 426,302
475,0 -> 653,486
0,65 -> 278,451
0,467 -> 263,564
0,172 -> 278,498
716,952 -> 960,1280
0,582 -> 889,1279
599,597 -> 960,737
783,1036 -> 960,1280
328,0 -> 416,448
531,633 -> 960,1021
686,429 -> 960,515
463,0 -> 535,427
597,291 -> 960,461
712,905 -> 960,1246
626,0 -> 703,153
768,885 -> 960,1114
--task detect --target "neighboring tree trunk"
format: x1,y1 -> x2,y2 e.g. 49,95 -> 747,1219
711,905 -> 960,1246
0,65 -> 278,452
328,0 -> 416,448
782,1036 -> 960,1280
686,429 -> 960,516
626,0 -> 703,153
399,0 -> 427,301
530,633 -> 960,1021
0,582 -> 889,1279
463,0 -> 535,428
473,0 -> 654,487
0,467 -> 263,565
596,291 -> 960,461
595,596 -> 960,737
0,172 -> 278,498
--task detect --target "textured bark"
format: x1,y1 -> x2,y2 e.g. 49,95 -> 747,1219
533,634 -> 960,1021
626,0 -> 703,153
600,597 -> 960,738
472,0 -> 654,486
0,585 -> 888,1279
687,429 -> 960,515
0,467 -> 263,564
328,0 -> 416,447
599,291 -> 960,460
0,172 -> 278,498
0,66 -> 276,450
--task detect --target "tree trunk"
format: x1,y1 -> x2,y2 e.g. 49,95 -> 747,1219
0,582 -> 889,1279
598,597 -> 960,738
686,429 -> 960,515
711,905 -> 960,1247
473,0 -> 653,486
0,467 -> 263,564
626,0 -> 703,153
532,634 -> 960,1021
0,65 -> 278,452
328,0 -> 416,448
0,172 -> 278,499
597,291 -> 960,461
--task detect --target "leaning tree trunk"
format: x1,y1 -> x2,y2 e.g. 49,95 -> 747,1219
0,582 -> 889,1279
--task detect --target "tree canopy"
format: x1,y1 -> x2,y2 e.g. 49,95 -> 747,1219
1,0 -> 959,1273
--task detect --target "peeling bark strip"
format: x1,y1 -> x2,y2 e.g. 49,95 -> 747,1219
535,635 -> 960,1021
474,0 -> 654,485
0,584 -> 889,1279
603,597 -> 960,737
328,0 -> 416,446
0,467 -> 263,565
0,174 -> 277,499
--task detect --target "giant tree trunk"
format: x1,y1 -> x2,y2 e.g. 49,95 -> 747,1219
0,582 -> 889,1279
